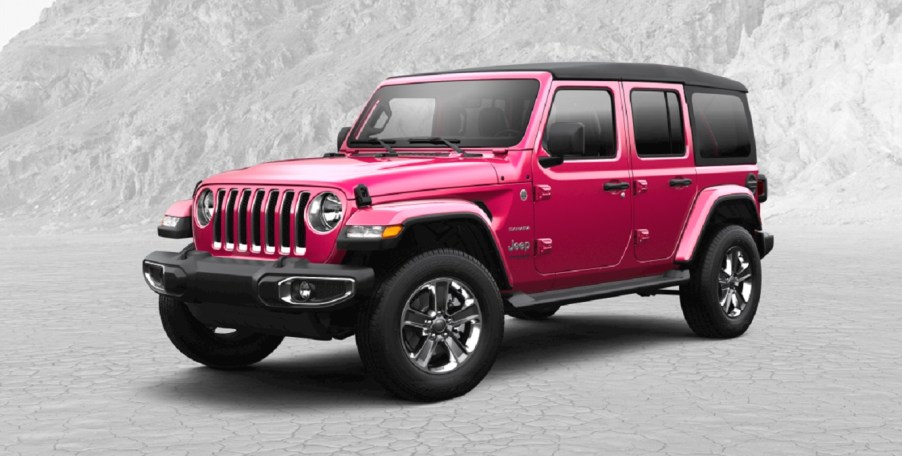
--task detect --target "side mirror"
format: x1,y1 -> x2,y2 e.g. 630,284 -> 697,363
546,122 -> 585,157
336,126 -> 351,151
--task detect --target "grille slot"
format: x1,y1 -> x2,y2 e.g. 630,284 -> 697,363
264,190 -> 280,253
237,190 -> 251,251
224,189 -> 238,250
280,191 -> 295,254
250,190 -> 263,252
213,190 -> 225,248
210,187 -> 310,257
295,192 -> 310,254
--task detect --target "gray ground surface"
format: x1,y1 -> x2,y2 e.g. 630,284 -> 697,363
1,222 -> 901,455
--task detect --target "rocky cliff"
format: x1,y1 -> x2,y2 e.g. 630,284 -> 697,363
1,0 -> 900,226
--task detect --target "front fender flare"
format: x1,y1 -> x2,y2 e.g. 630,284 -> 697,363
164,199 -> 193,218
338,199 -> 511,284
158,199 -> 193,239
675,185 -> 760,263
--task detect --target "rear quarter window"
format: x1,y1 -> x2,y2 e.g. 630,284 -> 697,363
690,91 -> 756,165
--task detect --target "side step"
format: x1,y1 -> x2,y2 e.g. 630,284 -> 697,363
506,270 -> 690,310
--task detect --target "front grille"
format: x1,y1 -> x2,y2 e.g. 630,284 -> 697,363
211,187 -> 309,256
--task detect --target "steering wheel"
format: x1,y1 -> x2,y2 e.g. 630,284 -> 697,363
493,128 -> 522,137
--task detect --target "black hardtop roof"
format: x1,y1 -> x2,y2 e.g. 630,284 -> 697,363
392,62 -> 747,92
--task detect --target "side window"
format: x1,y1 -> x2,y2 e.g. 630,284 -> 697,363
544,89 -> 617,158
630,90 -> 685,157
691,92 -> 752,159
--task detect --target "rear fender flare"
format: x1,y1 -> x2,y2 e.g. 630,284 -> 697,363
675,186 -> 760,263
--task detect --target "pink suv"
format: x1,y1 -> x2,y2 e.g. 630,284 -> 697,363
144,62 -> 773,401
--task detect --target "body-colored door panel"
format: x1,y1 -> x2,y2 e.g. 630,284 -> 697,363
623,82 -> 698,262
532,81 -> 633,274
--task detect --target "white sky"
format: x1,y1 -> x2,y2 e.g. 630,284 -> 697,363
0,0 -> 57,50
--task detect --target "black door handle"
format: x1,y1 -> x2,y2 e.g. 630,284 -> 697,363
604,181 -> 630,191
669,178 -> 693,187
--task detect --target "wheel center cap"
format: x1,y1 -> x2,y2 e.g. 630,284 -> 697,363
431,317 -> 448,333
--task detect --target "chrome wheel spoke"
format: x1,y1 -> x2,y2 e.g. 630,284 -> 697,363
736,266 -> 752,283
415,292 -> 431,313
432,280 -> 450,314
413,337 -> 437,368
731,249 -> 742,275
403,309 -> 431,329
735,289 -> 747,311
449,304 -> 480,327
444,335 -> 468,362
721,288 -> 734,310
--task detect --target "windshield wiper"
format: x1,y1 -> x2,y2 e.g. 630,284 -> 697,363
406,137 -> 480,157
352,138 -> 398,157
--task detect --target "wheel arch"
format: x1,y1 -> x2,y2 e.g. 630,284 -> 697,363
675,186 -> 764,264
339,200 -> 512,290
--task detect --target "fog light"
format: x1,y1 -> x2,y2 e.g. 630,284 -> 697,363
143,262 -> 166,293
291,280 -> 315,302
276,277 -> 356,306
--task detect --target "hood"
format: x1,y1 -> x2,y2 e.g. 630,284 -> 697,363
202,155 -> 501,198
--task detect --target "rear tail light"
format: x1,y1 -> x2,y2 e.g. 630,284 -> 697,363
757,174 -> 768,203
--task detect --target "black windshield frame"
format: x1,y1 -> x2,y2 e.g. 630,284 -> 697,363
349,79 -> 541,149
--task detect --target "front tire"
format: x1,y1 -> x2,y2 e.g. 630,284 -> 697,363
680,225 -> 762,338
159,296 -> 283,369
356,249 -> 504,401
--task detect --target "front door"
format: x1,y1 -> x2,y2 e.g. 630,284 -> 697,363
533,81 -> 633,274
623,83 -> 698,262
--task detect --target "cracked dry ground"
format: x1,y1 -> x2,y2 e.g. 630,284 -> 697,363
1,222 -> 900,455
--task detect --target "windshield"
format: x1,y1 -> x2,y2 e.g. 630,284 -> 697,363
349,79 -> 541,148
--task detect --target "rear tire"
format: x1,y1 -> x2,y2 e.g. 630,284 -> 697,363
356,249 -> 504,402
680,225 -> 761,338
507,305 -> 560,321
159,296 -> 283,369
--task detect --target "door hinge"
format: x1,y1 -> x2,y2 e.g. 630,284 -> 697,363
635,229 -> 650,244
535,185 -> 552,201
634,179 -> 648,195
536,238 -> 553,255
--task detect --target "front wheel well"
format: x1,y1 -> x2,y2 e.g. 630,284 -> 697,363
343,217 -> 510,290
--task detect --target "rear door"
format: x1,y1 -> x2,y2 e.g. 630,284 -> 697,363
623,83 -> 697,262
532,81 -> 633,274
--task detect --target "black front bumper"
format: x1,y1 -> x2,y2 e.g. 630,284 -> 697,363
143,251 -> 374,338
143,250 -> 375,308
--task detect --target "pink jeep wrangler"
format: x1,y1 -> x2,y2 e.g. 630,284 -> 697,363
144,63 -> 773,401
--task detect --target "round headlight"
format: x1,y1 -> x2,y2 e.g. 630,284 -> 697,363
195,189 -> 214,227
307,192 -> 343,233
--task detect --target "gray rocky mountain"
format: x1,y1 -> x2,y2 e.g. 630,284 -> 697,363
0,0 -> 899,226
